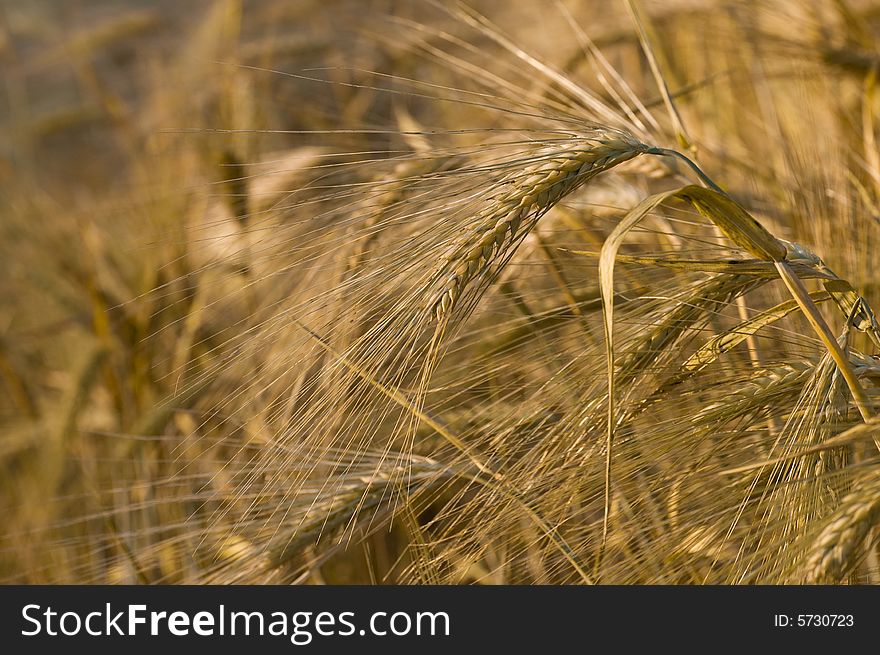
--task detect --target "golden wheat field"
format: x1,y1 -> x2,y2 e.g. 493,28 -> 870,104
2,0 -> 880,585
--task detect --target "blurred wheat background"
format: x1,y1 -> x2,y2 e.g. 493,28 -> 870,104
2,0 -> 880,584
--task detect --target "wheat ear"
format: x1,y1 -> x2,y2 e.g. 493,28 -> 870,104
430,129 -> 646,322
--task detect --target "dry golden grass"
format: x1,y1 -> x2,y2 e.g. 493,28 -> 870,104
1,0 -> 880,585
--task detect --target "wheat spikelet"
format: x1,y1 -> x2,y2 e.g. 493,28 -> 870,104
615,273 -> 764,388
430,129 -> 646,322
8,0 -> 880,587
267,453 -> 451,569
805,468 -> 880,583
